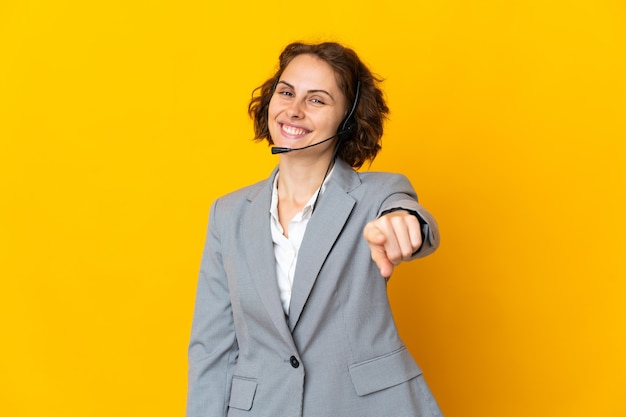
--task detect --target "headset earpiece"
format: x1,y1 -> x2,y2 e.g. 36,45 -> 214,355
338,80 -> 361,137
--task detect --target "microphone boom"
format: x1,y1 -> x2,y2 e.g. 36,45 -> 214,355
270,132 -> 344,155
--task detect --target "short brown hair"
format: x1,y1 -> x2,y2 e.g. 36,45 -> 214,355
248,42 -> 389,169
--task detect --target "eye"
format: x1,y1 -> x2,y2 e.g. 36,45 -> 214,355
278,89 -> 293,97
310,97 -> 326,105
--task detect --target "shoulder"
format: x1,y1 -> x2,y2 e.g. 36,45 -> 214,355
357,170 -> 409,184
211,165 -> 277,207
205,178 -> 270,237
332,159 -> 413,192
330,161 -> 417,205
356,171 -> 416,194
349,171 -> 420,217
212,178 -> 269,211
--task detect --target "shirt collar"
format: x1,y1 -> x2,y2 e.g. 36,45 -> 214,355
270,165 -> 335,221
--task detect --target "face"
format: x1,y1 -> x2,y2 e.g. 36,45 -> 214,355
268,54 -> 347,155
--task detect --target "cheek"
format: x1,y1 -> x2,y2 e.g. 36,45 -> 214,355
266,101 -> 280,140
322,112 -> 345,133
267,97 -> 282,120
267,105 -> 279,127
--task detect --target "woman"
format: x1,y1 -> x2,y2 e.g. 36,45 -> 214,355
187,41 -> 443,417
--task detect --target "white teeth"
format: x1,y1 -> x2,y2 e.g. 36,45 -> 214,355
282,125 -> 307,136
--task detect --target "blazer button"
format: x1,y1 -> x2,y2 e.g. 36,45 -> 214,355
289,355 -> 300,368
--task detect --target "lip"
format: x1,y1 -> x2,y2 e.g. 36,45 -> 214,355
278,122 -> 311,139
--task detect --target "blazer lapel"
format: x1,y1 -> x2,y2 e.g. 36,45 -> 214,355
242,168 -> 296,348
288,161 -> 361,331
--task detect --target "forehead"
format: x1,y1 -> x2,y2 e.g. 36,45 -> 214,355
280,54 -> 341,92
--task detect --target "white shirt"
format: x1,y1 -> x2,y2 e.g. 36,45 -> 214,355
270,168 -> 333,315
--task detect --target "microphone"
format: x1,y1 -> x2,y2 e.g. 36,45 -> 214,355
271,131 -> 347,154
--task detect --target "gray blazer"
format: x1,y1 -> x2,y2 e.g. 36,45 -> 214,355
187,160 -> 442,417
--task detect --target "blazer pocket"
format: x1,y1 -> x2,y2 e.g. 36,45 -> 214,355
229,376 -> 258,411
348,346 -> 422,396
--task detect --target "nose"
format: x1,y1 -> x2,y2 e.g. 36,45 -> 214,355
286,99 -> 304,119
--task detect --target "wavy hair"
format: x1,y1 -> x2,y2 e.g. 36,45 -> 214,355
248,42 -> 389,169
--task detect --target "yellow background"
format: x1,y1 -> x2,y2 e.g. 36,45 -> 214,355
1,1 -> 625,416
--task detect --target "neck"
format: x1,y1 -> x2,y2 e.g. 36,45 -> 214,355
277,156 -> 334,204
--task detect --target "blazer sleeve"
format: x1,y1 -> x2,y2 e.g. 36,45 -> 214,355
377,173 -> 440,259
187,198 -> 238,417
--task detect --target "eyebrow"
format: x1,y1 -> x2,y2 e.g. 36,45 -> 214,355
277,81 -> 335,101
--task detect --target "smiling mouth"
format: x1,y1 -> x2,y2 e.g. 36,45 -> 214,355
281,124 -> 310,137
